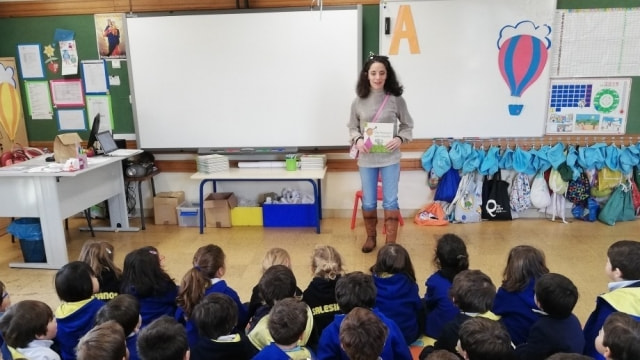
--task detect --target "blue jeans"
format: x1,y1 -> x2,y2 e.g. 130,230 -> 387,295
359,163 -> 400,211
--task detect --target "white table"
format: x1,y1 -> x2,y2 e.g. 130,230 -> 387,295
191,167 -> 327,234
0,155 -> 138,269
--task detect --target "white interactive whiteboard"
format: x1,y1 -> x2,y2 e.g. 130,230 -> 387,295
379,0 -> 557,139
126,7 -> 361,150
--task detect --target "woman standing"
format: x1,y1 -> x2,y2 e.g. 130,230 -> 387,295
348,55 -> 413,253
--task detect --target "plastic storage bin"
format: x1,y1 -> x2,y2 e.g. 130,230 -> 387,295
7,218 -> 46,262
176,201 -> 200,227
262,203 -> 317,227
231,207 -> 263,226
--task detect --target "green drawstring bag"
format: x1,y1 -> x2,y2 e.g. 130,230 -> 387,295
598,182 -> 636,225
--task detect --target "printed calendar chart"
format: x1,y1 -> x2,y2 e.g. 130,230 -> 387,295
546,78 -> 632,134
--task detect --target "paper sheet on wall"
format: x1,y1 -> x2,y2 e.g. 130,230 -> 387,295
551,8 -> 640,77
16,44 -> 44,79
59,40 -> 79,76
24,81 -> 53,120
85,95 -> 113,131
57,109 -> 86,131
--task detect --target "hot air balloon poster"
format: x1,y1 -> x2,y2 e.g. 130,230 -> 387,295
0,58 -> 29,154
379,0 -> 555,139
497,21 -> 552,116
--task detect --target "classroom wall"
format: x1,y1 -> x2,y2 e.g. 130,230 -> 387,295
2,0 -> 640,216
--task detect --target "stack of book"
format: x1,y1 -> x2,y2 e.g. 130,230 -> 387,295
299,154 -> 327,170
196,154 -> 229,173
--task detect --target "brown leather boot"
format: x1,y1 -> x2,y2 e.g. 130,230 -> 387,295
361,209 -> 378,253
384,209 -> 400,244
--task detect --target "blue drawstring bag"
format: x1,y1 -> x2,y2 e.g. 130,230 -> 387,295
432,145 -> 452,177
499,147 -> 514,170
513,146 -> 535,175
582,143 -> 606,170
620,145 -> 640,175
605,144 -> 621,172
434,167 -> 461,203
462,147 -> 483,174
449,141 -> 472,170
421,143 -> 438,172
547,142 -> 566,170
479,146 -> 500,176
531,145 -> 552,173
566,145 -> 580,180
572,197 -> 599,222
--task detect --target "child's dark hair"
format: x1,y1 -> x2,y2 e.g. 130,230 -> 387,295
268,297 -> 308,346
258,264 -> 297,307
55,261 -> 96,302
545,354 -> 592,360
425,350 -> 460,360
76,320 -> 127,360
534,273 -> 578,319
192,293 -> 237,339
137,316 -> 188,360
458,317 -> 514,360
501,245 -> 549,292
434,234 -> 469,282
176,244 -> 226,317
602,312 -> 640,360
120,246 -> 174,297
0,300 -> 54,348
370,243 -> 416,282
449,270 -> 495,313
335,271 -> 376,313
608,240 -> 640,280
356,55 -> 404,98
95,294 -> 141,336
339,307 -> 388,360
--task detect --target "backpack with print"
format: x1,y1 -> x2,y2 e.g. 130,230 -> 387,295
510,173 -> 531,212
453,172 -> 483,223
566,171 -> 591,205
530,171 -> 551,209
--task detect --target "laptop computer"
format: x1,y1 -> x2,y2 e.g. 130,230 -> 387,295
95,131 -> 141,157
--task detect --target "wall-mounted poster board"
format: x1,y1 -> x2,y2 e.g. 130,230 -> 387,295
126,7 -> 362,150
379,0 -> 556,139
545,77 -> 632,134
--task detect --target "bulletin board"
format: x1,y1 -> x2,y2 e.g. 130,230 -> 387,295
545,77 -> 632,134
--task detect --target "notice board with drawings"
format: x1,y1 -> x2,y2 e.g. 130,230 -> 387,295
378,0 -> 557,139
546,78 -> 632,135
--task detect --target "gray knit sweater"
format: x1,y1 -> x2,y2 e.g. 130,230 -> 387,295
347,89 -> 414,168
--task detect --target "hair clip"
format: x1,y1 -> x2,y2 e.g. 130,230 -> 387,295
368,52 -> 389,61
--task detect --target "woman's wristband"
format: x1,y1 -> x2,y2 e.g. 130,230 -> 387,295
353,136 -> 363,144
394,136 -> 404,143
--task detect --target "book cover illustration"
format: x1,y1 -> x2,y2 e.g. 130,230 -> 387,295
363,122 -> 394,153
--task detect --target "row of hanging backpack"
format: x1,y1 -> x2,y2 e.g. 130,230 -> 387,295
425,166 -> 640,226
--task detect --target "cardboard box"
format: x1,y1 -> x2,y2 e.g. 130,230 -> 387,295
154,191 -> 186,225
231,207 -> 263,226
204,192 -> 237,228
53,132 -> 82,163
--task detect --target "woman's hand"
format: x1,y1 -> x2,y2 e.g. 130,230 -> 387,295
386,137 -> 402,151
356,138 -> 368,153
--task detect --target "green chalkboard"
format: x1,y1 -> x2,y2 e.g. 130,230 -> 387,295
2,2 -> 639,142
0,15 -> 133,142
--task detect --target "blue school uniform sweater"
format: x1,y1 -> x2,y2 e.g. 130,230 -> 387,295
316,309 -> 412,360
176,280 -> 248,346
424,271 -> 458,339
492,279 -> 542,345
373,272 -> 423,344
54,297 -> 105,360
126,333 -> 139,360
515,314 -> 584,360
133,282 -> 179,328
583,281 -> 640,360
252,343 -> 314,360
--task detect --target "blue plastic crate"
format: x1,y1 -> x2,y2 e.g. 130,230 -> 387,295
262,204 -> 317,227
